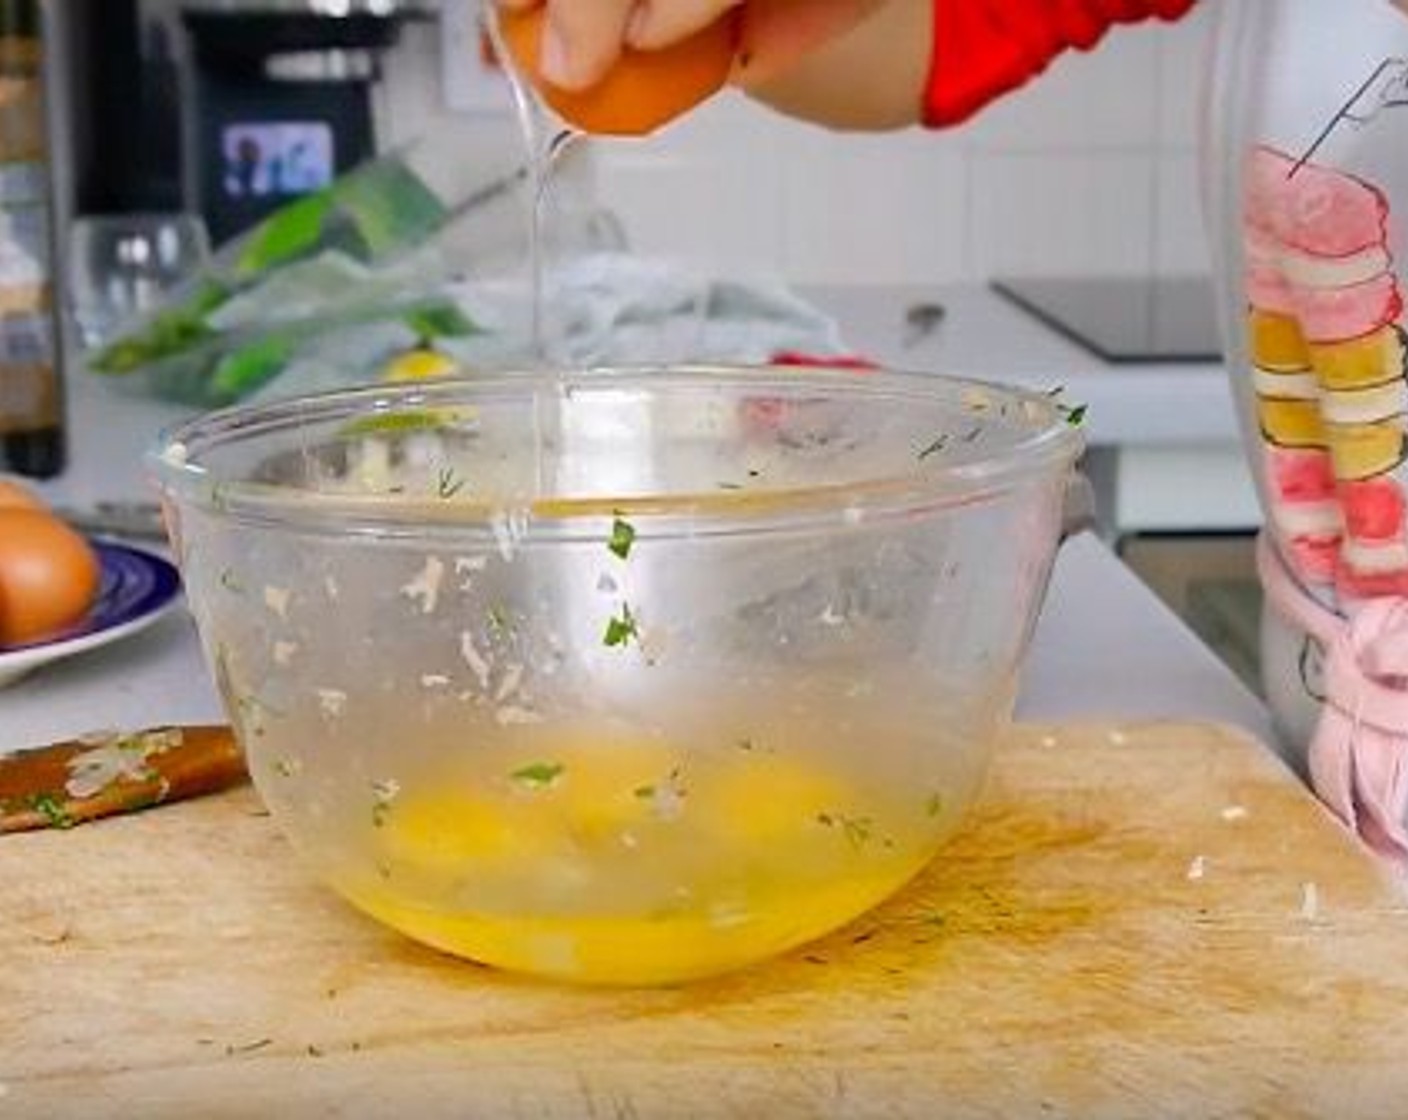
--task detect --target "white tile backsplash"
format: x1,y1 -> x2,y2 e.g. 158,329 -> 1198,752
964,23 -> 1161,153
778,128 -> 969,284
1153,152 -> 1212,276
587,93 -> 788,274
384,15 -> 1211,287
1157,3 -> 1214,150
967,152 -> 1156,279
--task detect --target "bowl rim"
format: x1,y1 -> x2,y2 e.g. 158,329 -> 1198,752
146,363 -> 1085,541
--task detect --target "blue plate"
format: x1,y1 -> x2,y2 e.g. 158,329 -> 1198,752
0,540 -> 183,686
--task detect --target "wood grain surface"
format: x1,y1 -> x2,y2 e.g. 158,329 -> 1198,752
4,721 -> 1407,1119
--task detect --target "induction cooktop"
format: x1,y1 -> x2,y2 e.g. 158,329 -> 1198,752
991,276 -> 1223,364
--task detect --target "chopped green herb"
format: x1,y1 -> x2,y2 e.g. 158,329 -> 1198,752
1046,385 -> 1088,427
747,469 -> 762,479
961,426 -> 982,443
917,435 -> 948,461
29,793 -> 75,830
816,811 -> 875,850
635,768 -> 687,818
737,737 -> 756,753
486,604 -> 513,637
370,779 -> 400,828
225,1038 -> 273,1057
925,792 -> 944,818
603,603 -> 640,649
511,762 -> 564,788
436,466 -> 466,499
608,515 -> 637,560
219,568 -> 244,594
274,758 -> 300,779
339,409 -> 454,439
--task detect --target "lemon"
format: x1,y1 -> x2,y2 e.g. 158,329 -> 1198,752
382,348 -> 460,383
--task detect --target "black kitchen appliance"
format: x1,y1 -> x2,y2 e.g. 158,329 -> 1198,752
59,0 -> 433,246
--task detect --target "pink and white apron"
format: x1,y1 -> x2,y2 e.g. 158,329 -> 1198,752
1206,0 -> 1408,864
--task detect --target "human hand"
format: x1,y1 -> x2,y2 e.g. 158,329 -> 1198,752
493,0 -> 886,92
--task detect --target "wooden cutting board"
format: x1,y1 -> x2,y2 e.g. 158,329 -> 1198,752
5,720 -> 1408,1119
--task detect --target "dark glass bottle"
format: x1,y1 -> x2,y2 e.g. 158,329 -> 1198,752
0,0 -> 63,478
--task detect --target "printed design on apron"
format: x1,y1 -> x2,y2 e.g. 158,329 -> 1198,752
1244,144 -> 1408,598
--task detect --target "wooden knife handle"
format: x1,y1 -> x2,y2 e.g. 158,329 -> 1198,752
0,726 -> 248,834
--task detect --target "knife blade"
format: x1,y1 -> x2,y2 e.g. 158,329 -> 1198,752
0,726 -> 248,834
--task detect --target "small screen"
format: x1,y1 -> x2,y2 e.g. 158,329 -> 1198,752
220,122 -> 334,200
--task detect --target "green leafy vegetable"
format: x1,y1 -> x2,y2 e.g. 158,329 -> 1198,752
236,191 -> 335,278
88,278 -> 231,374
403,302 -> 480,340
210,333 -> 296,402
332,159 -> 449,261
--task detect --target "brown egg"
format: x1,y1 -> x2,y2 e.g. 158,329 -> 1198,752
0,510 -> 102,647
497,6 -> 737,136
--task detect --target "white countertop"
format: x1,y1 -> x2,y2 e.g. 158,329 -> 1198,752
37,282 -> 1245,486
2,332 -> 1275,755
801,285 -> 1261,537
802,284 -> 1242,450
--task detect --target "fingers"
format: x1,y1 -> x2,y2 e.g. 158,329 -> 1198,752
538,0 -> 639,90
626,0 -> 743,50
733,0 -> 884,84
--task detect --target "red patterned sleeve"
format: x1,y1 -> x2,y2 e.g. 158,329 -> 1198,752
922,0 -> 1198,128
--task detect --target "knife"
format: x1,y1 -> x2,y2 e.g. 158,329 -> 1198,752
0,726 -> 248,834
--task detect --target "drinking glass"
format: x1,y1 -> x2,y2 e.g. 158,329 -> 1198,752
67,212 -> 211,350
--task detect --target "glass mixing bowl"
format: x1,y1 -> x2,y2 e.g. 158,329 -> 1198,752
149,364 -> 1082,985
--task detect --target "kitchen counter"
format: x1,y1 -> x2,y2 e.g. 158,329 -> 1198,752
18,290 -> 1396,1120
3,350 -> 1275,755
802,284 -> 1261,538
32,282 -> 1259,539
